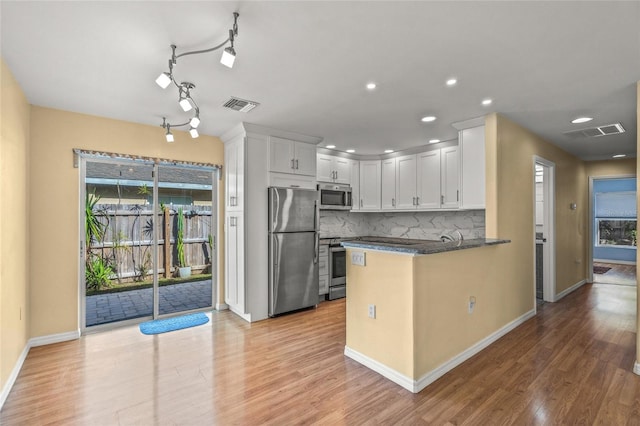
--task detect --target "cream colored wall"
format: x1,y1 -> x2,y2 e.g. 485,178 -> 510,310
585,158 -> 636,177
345,250 -> 415,377
29,107 -> 224,337
486,113 -> 588,296
413,245 -> 506,376
0,59 -> 31,391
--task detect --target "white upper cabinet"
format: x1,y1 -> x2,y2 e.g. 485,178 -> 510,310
459,125 -> 485,209
317,153 -> 351,184
359,160 -> 381,210
440,146 -> 459,209
416,150 -> 441,209
269,136 -> 316,176
396,154 -> 417,209
224,137 -> 244,211
350,160 -> 360,211
381,158 -> 397,209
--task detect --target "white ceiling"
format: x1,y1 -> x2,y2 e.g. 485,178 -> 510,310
1,1 -> 639,160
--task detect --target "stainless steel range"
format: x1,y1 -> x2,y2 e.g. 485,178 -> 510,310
320,237 -> 348,300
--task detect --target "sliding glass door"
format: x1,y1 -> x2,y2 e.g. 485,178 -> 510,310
80,155 -> 217,329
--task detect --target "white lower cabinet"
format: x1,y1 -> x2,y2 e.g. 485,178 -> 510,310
225,212 -> 244,312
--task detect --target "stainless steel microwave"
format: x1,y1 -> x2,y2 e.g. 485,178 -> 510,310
318,183 -> 352,210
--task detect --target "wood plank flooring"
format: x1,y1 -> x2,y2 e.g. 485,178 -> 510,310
593,262 -> 637,286
2,283 -> 639,425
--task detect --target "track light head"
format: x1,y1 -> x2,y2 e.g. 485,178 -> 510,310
165,125 -> 174,143
189,127 -> 199,138
156,72 -> 172,89
221,46 -> 236,68
179,98 -> 193,112
189,115 -> 201,128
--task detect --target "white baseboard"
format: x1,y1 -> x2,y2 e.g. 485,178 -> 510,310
227,305 -> 252,322
345,308 -> 536,394
634,361 -> 640,376
554,279 -> 586,302
215,303 -> 229,311
594,259 -> 636,266
29,329 -> 80,347
0,343 -> 30,410
344,346 -> 415,392
0,329 -> 80,410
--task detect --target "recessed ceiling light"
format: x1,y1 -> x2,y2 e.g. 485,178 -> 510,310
481,99 -> 492,106
429,139 -> 441,144
366,82 -> 376,90
613,154 -> 626,158
346,149 -> 355,153
446,78 -> 457,86
326,144 -> 336,149
571,117 -> 593,124
421,116 -> 436,122
384,149 -> 393,153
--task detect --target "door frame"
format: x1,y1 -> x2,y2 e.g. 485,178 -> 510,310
533,156 -> 556,304
78,154 -> 219,333
587,174 -> 636,284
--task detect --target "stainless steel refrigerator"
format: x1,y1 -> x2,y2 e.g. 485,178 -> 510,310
268,187 -> 319,316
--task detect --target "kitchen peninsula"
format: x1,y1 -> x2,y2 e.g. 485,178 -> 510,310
341,236 -> 513,393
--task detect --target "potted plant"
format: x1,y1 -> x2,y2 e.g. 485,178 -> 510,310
176,207 -> 191,278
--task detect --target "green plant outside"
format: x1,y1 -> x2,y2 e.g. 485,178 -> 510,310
176,207 -> 187,267
85,192 -> 105,245
86,255 -> 114,291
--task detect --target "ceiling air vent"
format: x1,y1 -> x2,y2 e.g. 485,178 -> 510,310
222,97 -> 259,113
563,123 -> 625,139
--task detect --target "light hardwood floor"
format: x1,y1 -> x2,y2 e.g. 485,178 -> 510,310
2,283 -> 639,425
593,262 -> 637,286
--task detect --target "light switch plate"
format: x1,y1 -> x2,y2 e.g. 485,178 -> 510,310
351,251 -> 366,266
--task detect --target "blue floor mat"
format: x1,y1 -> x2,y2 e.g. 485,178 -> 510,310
139,312 -> 210,335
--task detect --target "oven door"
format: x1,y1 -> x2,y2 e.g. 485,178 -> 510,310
329,246 -> 346,286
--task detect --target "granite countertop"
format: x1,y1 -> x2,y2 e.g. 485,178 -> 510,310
340,236 -> 510,255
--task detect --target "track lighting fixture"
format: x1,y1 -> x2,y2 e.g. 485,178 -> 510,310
156,12 -> 239,141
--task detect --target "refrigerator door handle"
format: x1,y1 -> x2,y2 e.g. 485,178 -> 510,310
314,233 -> 319,264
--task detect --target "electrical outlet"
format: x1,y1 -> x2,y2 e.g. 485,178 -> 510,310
352,251 -> 366,266
368,304 -> 376,319
468,296 -> 476,314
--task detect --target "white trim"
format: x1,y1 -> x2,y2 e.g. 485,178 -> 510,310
228,305 -> 252,322
553,279 -> 587,302
216,303 -> 229,311
533,157 -> 556,303
344,346 -> 415,392
29,330 -> 81,347
345,309 -> 536,393
1,330 -> 81,410
451,116 -> 486,130
594,258 -> 637,265
634,361 -> 640,376
0,343 -> 30,409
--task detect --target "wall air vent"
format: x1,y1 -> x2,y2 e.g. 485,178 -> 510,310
563,123 -> 625,139
222,97 -> 259,113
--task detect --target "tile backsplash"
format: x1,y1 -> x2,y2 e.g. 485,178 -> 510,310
319,210 -> 485,240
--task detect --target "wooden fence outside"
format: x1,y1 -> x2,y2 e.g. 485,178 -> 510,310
87,204 -> 213,281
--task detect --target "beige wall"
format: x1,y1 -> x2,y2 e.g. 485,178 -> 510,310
0,59 -> 31,392
585,158 -> 636,177
486,113 -> 588,296
29,107 -> 225,337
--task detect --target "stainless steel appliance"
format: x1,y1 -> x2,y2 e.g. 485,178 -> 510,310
318,183 -> 352,210
328,244 -> 346,300
268,187 -> 319,316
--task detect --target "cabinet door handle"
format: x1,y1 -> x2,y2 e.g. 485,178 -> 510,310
412,197 -> 416,206
296,159 -> 299,169
291,159 -> 295,169
360,199 -> 363,208
230,217 -> 236,227
457,190 -> 459,202
392,198 -> 395,207
441,195 -> 444,205
416,197 -> 420,205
